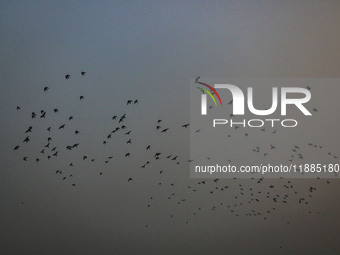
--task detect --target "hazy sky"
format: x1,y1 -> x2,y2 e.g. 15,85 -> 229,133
1,1 -> 340,254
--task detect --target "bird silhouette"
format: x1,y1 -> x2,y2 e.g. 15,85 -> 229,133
25,126 -> 32,133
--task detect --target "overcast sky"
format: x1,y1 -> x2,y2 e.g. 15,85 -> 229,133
1,1 -> 340,254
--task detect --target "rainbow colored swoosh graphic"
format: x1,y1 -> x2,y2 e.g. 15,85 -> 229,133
196,81 -> 223,106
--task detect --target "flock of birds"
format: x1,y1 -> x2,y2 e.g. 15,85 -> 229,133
12,73 -> 339,232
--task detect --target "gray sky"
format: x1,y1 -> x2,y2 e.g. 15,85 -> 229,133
1,1 -> 340,254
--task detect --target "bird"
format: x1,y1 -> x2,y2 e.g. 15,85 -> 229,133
25,126 -> 32,133
182,123 -> 190,128
65,74 -> 70,79
81,71 -> 86,76
43,86 -> 49,92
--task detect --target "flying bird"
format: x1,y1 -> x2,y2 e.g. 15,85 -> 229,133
25,126 -> 32,133
161,128 -> 169,133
